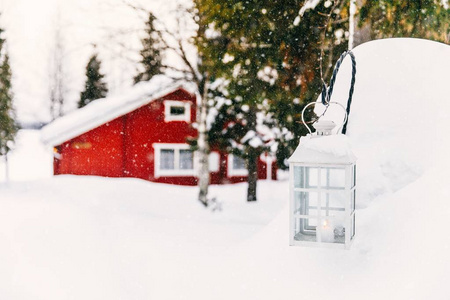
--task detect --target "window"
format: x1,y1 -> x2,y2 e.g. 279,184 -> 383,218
179,150 -> 194,170
154,144 -> 196,177
164,100 -> 191,122
227,154 -> 248,177
160,149 -> 175,169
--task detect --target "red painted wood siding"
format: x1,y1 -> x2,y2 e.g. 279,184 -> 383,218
57,117 -> 124,177
53,88 -> 276,185
123,89 -> 198,185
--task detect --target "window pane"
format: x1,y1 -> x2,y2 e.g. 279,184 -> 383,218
351,214 -> 356,239
294,191 -> 318,215
294,217 -> 317,242
325,191 -> 346,210
306,167 -> 319,188
328,168 -> 346,189
233,156 -> 246,170
179,149 -> 194,170
294,166 -> 305,188
351,190 -> 356,212
170,106 -> 185,116
317,219 -> 345,244
352,165 -> 356,188
160,149 -> 175,169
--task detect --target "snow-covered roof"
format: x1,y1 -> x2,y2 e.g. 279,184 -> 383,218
288,134 -> 357,164
41,75 -> 197,147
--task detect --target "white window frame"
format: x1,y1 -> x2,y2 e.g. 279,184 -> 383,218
209,151 -> 220,173
227,154 -> 248,177
164,100 -> 191,123
153,143 -> 196,178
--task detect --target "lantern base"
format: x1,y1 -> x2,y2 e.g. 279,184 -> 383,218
293,232 -> 345,244
291,232 -> 354,249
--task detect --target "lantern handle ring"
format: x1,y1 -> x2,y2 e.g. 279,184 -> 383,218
301,101 -> 348,135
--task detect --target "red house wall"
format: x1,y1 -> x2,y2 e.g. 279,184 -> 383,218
123,89 -> 198,185
56,118 -> 124,177
53,88 -> 276,185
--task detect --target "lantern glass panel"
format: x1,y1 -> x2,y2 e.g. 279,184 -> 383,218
351,214 -> 356,239
307,167 -> 319,188
321,167 -> 346,189
323,191 -> 346,213
351,165 -> 356,188
294,217 -> 317,242
293,166 -> 305,188
351,190 -> 356,212
317,221 -> 346,244
294,191 -> 319,216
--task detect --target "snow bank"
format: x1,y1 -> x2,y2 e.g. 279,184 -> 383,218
0,130 -> 53,182
0,175 -> 288,300
314,38 -> 450,205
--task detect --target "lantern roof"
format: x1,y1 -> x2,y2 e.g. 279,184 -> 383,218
288,134 -> 356,164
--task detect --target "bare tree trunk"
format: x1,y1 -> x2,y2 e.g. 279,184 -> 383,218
246,106 -> 258,202
4,154 -> 9,184
247,147 -> 258,202
49,9 -> 66,120
197,79 -> 210,206
349,0 -> 356,50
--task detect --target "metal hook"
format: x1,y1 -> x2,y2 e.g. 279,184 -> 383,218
301,101 -> 348,135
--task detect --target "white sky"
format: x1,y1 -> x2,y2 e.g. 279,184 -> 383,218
0,0 -> 184,124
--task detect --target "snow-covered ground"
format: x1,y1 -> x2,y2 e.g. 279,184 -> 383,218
1,38 -> 450,299
0,130 -> 290,299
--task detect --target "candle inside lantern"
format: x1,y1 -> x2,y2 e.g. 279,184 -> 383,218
320,220 -> 335,243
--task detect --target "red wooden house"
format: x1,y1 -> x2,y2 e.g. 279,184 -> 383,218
41,76 -> 276,185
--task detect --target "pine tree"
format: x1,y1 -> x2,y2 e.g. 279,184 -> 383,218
195,0 -> 345,201
78,53 -> 108,108
133,12 -> 163,84
359,0 -> 449,43
0,25 -> 17,181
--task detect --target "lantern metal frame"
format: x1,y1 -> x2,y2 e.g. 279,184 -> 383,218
289,101 -> 356,249
289,162 -> 356,249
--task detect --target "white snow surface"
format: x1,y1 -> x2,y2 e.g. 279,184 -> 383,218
289,134 -> 356,164
2,126 -> 450,299
1,38 -> 450,299
41,75 -> 197,147
301,134 -> 354,157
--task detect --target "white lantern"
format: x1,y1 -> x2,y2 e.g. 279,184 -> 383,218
288,116 -> 356,249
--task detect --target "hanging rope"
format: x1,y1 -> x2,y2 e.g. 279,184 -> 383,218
320,50 -> 357,134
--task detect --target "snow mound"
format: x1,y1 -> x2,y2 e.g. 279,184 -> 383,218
315,38 -> 450,205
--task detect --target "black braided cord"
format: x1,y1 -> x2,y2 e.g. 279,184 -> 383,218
321,50 -> 356,134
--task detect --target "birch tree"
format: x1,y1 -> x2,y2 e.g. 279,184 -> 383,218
125,2 -> 216,206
